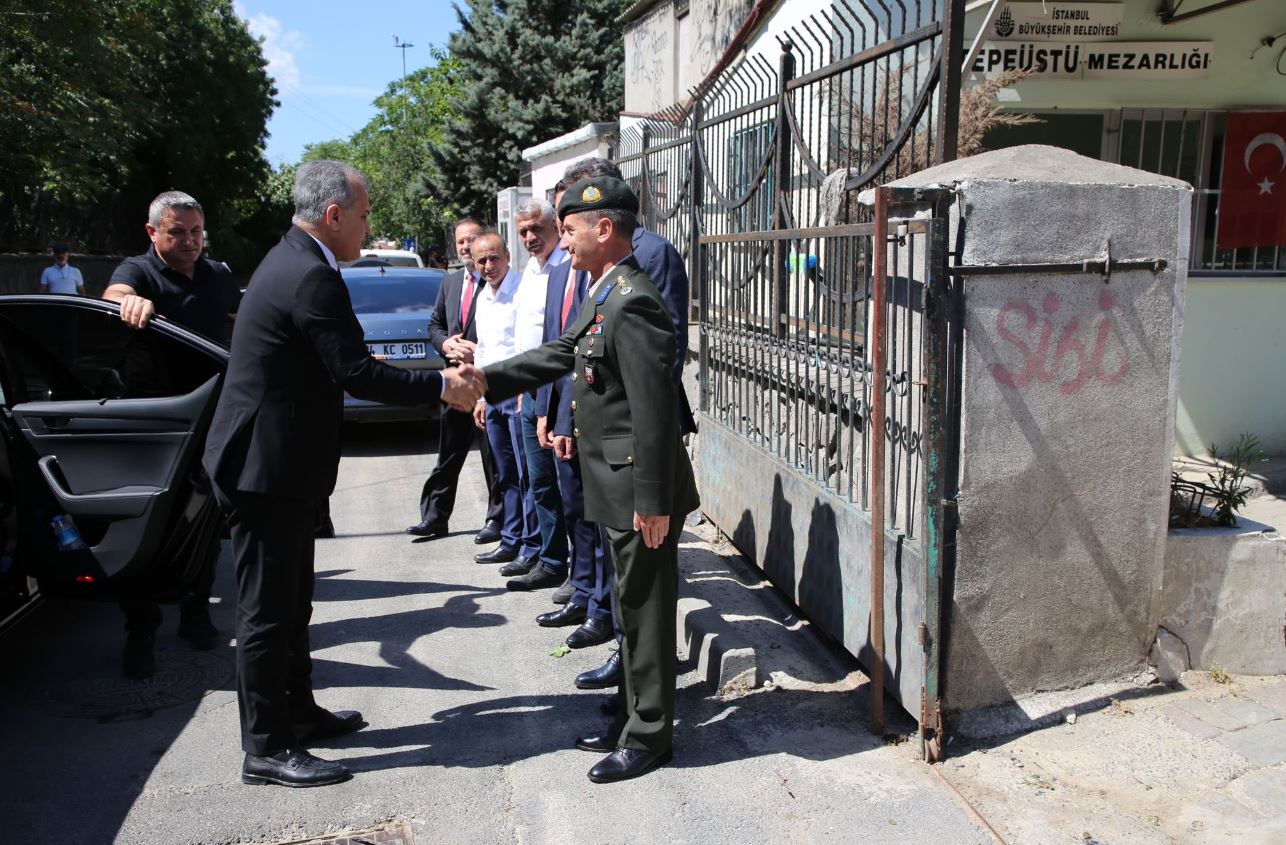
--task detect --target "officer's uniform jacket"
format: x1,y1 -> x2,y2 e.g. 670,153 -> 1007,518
483,255 -> 699,530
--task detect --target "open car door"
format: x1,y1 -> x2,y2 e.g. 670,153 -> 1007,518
0,296 -> 228,603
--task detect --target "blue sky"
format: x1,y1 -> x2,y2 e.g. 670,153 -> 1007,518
235,0 -> 460,166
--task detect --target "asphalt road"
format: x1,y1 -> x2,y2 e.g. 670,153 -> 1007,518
0,422 -> 990,845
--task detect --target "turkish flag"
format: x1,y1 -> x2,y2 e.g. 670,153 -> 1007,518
1216,111 -> 1286,250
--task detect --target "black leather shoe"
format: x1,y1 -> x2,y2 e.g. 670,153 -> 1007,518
474,521 -> 502,545
177,598 -> 220,651
122,631 -> 156,680
507,565 -> 564,591
566,617 -> 613,649
475,546 -> 518,564
551,579 -> 573,605
576,650 -> 622,690
499,555 -> 536,577
536,602 -> 587,627
576,727 -> 622,753
406,520 -> 448,538
242,749 -> 351,787
292,708 -> 366,744
587,747 -> 672,784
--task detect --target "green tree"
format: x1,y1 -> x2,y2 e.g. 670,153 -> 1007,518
0,0 -> 275,258
425,0 -> 627,221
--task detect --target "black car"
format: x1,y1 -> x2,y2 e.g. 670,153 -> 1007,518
0,295 -> 228,626
341,265 -> 446,422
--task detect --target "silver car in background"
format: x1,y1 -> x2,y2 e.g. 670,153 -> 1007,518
342,265 -> 445,422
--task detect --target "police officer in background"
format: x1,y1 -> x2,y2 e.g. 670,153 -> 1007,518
480,177 -> 698,783
103,190 -> 240,678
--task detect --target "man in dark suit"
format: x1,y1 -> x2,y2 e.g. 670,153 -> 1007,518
202,160 -> 484,788
407,217 -> 504,542
481,177 -> 699,784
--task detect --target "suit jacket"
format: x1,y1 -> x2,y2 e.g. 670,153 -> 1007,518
534,261 -> 588,437
484,256 -> 700,530
428,268 -> 482,354
203,226 -> 443,500
632,227 -> 697,434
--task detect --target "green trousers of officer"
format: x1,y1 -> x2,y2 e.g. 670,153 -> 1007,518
605,522 -> 681,753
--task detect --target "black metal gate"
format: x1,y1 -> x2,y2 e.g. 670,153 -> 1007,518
614,0 -> 964,758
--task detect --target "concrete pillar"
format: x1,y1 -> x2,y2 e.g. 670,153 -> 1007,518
884,145 -> 1192,711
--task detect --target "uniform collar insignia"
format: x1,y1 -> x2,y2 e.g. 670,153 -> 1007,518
594,281 -> 616,304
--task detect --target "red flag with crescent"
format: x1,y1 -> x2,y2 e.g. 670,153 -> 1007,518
1216,111 -> 1286,250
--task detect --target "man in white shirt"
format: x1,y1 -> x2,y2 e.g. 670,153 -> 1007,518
40,243 -> 85,295
471,231 -> 540,568
503,199 -> 576,591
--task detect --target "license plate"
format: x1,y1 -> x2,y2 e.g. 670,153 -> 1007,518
368,342 -> 426,361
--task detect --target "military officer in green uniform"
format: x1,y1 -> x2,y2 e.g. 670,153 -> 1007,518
480,176 -> 698,783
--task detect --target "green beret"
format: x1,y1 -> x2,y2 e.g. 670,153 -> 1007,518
557,176 -> 639,220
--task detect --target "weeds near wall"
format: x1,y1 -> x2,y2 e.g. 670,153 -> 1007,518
1170,432 -> 1264,528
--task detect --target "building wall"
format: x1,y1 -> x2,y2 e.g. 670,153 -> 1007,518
528,137 -> 616,203
1176,278 -> 1286,456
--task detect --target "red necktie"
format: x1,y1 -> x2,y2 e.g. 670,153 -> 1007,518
560,272 -> 576,330
460,273 -> 476,325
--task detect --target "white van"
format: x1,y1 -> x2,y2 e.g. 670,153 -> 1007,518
359,248 -> 423,268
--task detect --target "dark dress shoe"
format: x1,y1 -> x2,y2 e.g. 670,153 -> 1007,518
293,708 -> 366,744
566,617 -> 613,649
474,521 -> 502,545
576,727 -> 622,753
551,579 -> 573,605
536,602 -> 587,628
242,749 -> 351,787
475,546 -> 518,564
576,650 -> 622,689
177,599 -> 220,651
122,631 -> 156,680
498,555 -> 536,577
507,565 -> 564,591
587,747 -> 672,784
406,521 -> 448,538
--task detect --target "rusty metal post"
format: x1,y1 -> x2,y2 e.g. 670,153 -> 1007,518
639,123 -> 653,225
936,0 -> 965,164
869,186 -> 889,735
772,40 -> 795,341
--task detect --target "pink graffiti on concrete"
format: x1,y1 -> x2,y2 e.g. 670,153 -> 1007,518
991,290 -> 1129,395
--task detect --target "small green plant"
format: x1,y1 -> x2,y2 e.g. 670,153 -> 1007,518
1206,433 -> 1263,526
1209,664 -> 1232,685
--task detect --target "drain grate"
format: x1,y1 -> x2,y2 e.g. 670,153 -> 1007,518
30,648 -> 233,721
273,822 -> 414,845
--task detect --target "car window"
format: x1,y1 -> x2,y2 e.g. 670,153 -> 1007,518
383,255 -> 421,267
0,304 -> 223,405
344,273 -> 443,315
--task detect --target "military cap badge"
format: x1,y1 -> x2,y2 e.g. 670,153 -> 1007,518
582,185 -> 603,203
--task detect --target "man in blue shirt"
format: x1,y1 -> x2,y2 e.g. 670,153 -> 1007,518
39,243 -> 85,295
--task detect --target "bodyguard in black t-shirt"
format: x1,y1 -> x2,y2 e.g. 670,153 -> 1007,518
104,190 -> 237,679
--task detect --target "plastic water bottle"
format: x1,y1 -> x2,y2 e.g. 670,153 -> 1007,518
51,515 -> 88,550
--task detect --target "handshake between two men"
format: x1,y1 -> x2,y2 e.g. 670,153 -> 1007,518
440,362 -> 489,412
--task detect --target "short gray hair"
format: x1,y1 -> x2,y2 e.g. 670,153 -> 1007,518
148,191 -> 203,227
514,198 -> 555,225
564,157 -> 622,183
292,160 -> 369,225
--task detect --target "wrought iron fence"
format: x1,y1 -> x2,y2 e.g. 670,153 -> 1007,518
613,0 -> 963,540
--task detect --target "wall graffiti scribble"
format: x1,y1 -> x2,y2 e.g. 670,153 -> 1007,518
991,290 -> 1129,395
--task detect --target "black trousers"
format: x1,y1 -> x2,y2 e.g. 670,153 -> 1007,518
226,491 -> 321,756
419,406 -> 503,527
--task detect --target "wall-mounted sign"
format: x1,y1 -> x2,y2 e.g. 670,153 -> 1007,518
973,41 -> 1213,80
991,2 -> 1124,42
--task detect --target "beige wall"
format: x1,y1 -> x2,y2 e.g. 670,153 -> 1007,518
1175,278 -> 1286,457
